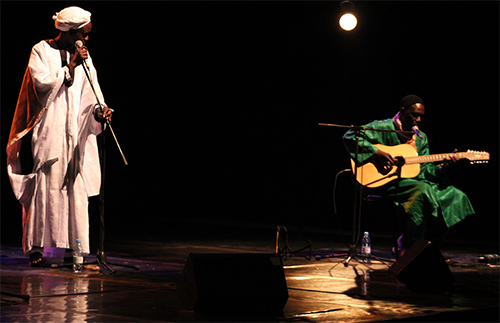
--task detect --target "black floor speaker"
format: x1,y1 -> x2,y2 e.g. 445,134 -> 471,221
177,253 -> 289,314
388,239 -> 454,292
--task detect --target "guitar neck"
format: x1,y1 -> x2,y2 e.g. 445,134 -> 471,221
405,153 -> 462,165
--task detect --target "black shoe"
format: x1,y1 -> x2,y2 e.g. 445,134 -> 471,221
29,252 -> 47,267
64,249 -> 73,264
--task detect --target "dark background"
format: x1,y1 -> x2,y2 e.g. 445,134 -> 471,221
2,1 -> 498,248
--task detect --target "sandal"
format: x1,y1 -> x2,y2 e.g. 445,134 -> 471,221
29,252 -> 47,267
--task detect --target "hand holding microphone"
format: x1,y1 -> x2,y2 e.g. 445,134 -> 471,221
73,40 -> 89,69
72,39 -> 127,165
75,42 -> 113,123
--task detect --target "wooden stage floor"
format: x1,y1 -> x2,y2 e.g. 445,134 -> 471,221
1,219 -> 499,322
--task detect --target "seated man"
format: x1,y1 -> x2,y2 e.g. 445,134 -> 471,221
342,94 -> 474,255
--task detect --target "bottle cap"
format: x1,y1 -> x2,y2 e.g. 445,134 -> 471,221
76,239 -> 81,243
363,231 -> 369,235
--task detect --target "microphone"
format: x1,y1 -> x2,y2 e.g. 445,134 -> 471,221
75,40 -> 89,69
412,125 -> 423,138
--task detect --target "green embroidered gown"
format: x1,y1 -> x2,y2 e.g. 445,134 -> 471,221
343,118 -> 475,242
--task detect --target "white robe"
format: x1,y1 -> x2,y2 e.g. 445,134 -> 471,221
7,40 -> 106,255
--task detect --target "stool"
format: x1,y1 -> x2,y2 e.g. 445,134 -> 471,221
333,168 -> 403,261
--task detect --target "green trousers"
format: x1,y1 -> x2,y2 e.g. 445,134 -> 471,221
385,178 -> 474,244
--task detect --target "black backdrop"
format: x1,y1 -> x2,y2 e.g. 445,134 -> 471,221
2,1 -> 498,246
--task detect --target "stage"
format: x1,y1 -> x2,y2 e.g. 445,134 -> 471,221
1,2 -> 499,321
1,218 -> 498,322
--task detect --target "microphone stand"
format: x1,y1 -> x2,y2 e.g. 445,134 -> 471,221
80,58 -> 139,273
317,123 -> 413,268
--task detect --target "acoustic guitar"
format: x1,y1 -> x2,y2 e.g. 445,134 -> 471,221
351,144 -> 489,188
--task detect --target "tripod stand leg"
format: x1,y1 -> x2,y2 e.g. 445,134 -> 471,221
101,250 -> 140,270
88,125 -> 139,274
96,259 -> 115,273
105,261 -> 140,271
276,226 -> 312,260
343,244 -> 358,267
84,250 -> 140,273
95,250 -> 115,273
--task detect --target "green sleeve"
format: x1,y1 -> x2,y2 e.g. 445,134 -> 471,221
342,120 -> 394,165
343,129 -> 378,165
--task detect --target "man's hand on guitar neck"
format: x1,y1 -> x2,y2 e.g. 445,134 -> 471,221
440,149 -> 459,170
370,150 -> 399,175
370,147 -> 458,174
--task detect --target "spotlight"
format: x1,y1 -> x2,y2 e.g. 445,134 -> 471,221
339,1 -> 357,31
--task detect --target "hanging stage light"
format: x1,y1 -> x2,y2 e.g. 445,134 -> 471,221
339,1 -> 357,31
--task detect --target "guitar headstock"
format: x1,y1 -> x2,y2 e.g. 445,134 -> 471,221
463,150 -> 490,164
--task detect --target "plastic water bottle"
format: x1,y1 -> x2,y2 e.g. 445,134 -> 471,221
361,232 -> 371,256
73,239 -> 84,273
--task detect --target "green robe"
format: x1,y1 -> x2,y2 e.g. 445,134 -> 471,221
343,118 -> 474,241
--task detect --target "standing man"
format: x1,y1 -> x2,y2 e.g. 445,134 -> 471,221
6,6 -> 112,266
343,95 -> 475,255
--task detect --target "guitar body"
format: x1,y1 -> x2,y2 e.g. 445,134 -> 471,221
351,144 -> 420,188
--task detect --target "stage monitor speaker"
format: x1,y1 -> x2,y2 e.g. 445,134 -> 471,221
389,239 -> 454,292
177,253 -> 288,314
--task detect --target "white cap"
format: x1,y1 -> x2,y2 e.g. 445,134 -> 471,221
53,6 -> 91,31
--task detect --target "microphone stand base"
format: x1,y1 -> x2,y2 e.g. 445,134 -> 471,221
86,250 -> 140,274
316,244 -> 394,268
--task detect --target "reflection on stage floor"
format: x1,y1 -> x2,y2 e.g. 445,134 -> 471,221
1,221 -> 498,322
